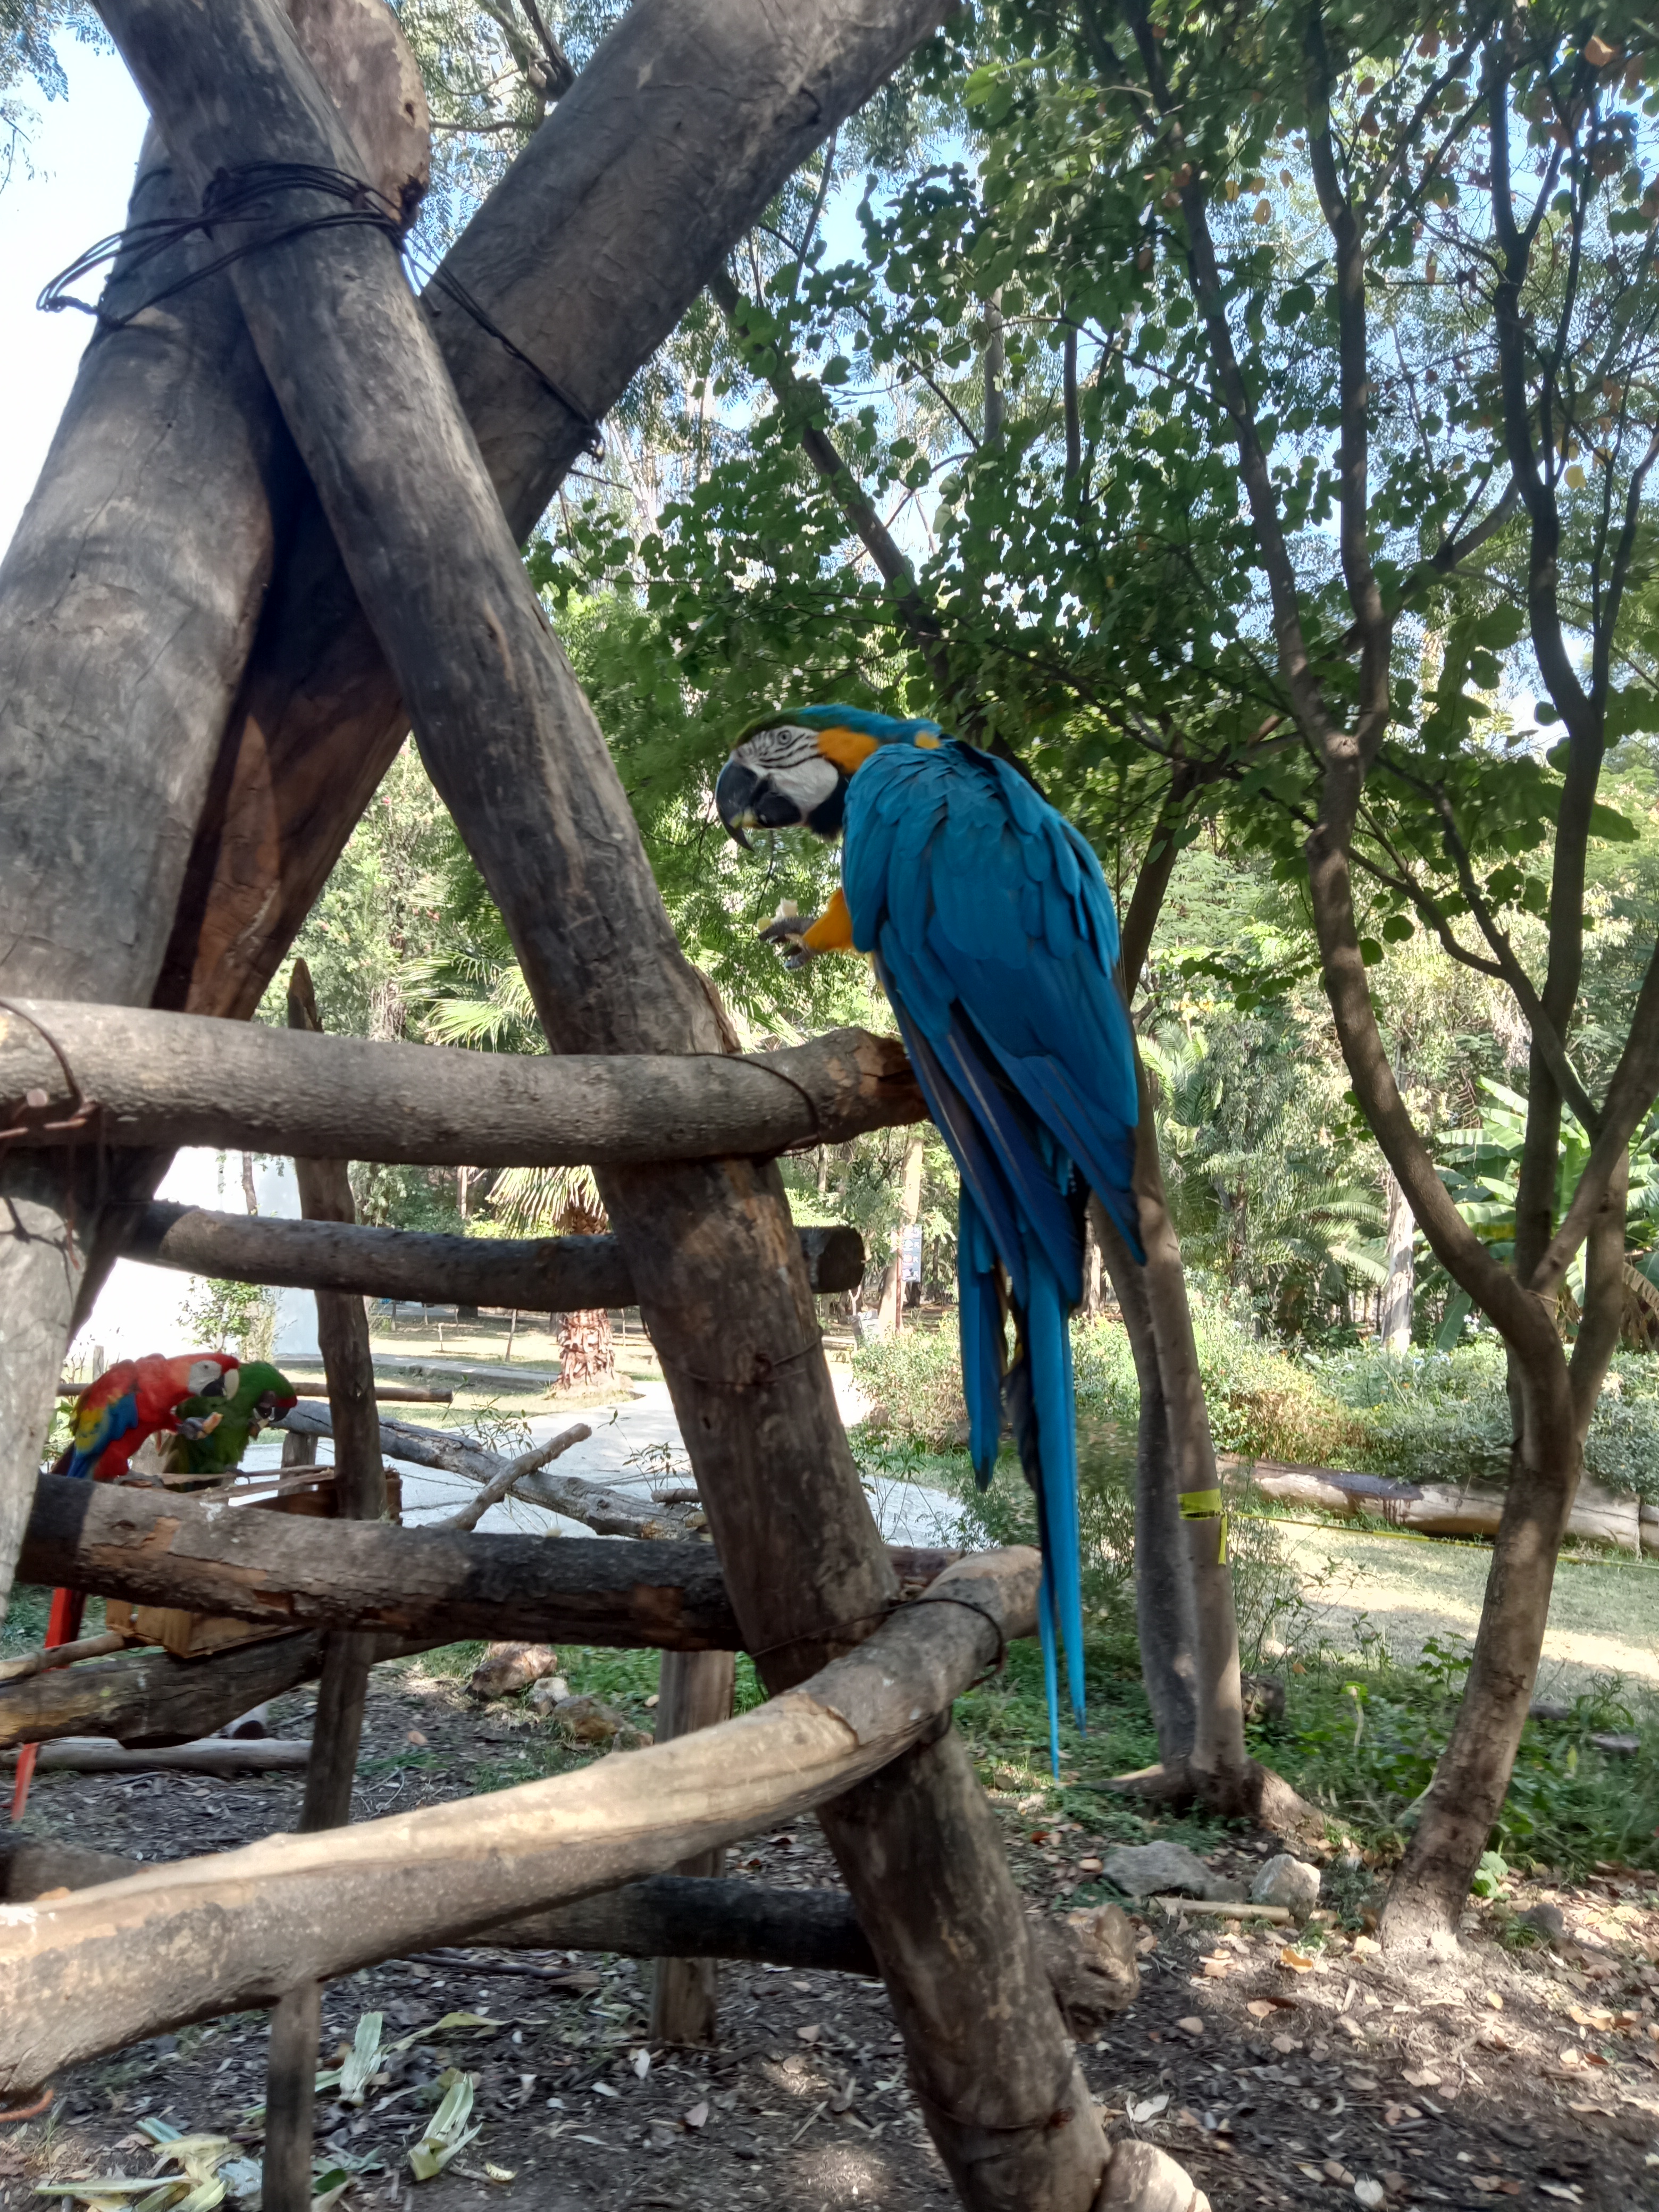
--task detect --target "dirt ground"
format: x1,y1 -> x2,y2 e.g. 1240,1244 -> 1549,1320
4,1657 -> 1658,2212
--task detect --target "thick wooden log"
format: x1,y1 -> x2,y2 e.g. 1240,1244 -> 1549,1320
0,1629 -> 434,1751
18,1473 -> 743,1648
0,1004 -> 921,1164
93,1 -> 1108,2200
0,1549 -> 1037,2090
0,1842 -> 1141,2038
15,1473 -> 962,1654
119,1203 -> 868,1304
163,0 -> 959,1022
0,0 -> 428,1630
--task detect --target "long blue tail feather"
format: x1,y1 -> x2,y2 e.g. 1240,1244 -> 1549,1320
1026,1240 -> 1087,1735
1037,1574 -> 1062,1780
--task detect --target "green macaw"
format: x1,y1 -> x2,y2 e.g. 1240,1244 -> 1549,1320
165,1360 -> 300,1476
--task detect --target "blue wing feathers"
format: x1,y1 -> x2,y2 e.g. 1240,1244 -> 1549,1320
844,735 -> 1140,1771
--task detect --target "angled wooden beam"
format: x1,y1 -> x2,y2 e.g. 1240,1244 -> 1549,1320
0,1004 -> 920,1163
90,0 -> 1115,2200
118,1203 -> 867,1304
0,1551 -> 1037,2092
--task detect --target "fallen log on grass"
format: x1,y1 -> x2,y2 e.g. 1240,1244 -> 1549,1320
15,1473 -> 964,1663
0,1548 -> 1036,2089
0,1628 -> 431,1750
118,1204 -> 867,1306
1224,1456 -> 1657,1556
0,1004 -> 921,1167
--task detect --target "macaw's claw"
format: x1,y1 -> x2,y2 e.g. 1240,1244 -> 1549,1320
177,1410 -> 224,1442
758,912 -> 811,944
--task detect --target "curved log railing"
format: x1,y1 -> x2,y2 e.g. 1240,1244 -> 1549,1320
0,1548 -> 1035,2092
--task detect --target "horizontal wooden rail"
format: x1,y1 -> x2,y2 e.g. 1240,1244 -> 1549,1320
15,1474 -> 963,1666
0,1629 -> 439,1752
116,1203 -> 866,1305
0,1849 -> 1138,2038
0,1548 -> 1037,2090
0,1003 -> 922,1164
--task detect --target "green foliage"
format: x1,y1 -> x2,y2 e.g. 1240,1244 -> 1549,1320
179,1276 -> 275,1363
1283,1631 -> 1659,1873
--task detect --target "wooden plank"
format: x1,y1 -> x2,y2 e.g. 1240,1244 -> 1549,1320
15,1472 -> 965,1655
119,1203 -> 867,1304
0,1549 -> 1038,2092
0,1003 -> 921,1164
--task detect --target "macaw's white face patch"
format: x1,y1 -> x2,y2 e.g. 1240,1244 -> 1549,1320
734,727 -> 841,818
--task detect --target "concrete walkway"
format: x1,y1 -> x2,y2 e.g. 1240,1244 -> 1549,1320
254,1369 -> 966,1551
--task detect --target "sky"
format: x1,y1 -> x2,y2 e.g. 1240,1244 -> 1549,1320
1,36 -> 148,558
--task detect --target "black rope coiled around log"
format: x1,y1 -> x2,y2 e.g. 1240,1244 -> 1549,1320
38,161 -> 602,453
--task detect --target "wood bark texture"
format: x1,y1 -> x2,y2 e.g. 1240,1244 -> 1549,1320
0,1549 -> 1037,2091
648,1647 -> 736,2045
0,1628 -> 434,1750
88,0 -> 1103,2193
265,967 -> 388,2212
16,1472 -> 963,1653
160,0 -> 959,1022
0,1842 -> 1141,2039
19,1473 -> 745,1647
3,1736 -> 313,1775
119,1202 -> 867,1305
0,1003 -> 921,1164
0,0 -> 428,1623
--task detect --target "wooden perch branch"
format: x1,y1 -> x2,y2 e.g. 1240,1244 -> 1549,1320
18,1472 -> 744,1649
0,1628 -> 435,1752
0,1548 -> 1037,2091
0,1845 -> 1138,2040
118,1204 -> 867,1305
0,1004 -> 921,1164
15,1472 -> 963,1661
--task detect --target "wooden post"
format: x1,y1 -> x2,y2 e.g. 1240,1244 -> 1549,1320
261,961 -> 390,2212
88,1 -> 1113,2194
648,1648 -> 735,2045
0,0 -> 427,1621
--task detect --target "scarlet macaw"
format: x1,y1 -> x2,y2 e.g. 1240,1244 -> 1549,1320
11,1352 -> 237,1823
716,705 -> 1142,1773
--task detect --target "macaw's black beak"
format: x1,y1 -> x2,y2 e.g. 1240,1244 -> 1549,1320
715,757 -> 760,850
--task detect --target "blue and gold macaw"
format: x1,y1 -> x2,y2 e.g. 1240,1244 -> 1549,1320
716,705 -> 1143,1772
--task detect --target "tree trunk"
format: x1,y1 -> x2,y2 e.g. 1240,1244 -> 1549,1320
557,1308 -> 615,1392
880,1126 -> 927,1333
1079,1195 -> 1109,1318
0,0 -> 424,1621
94,1 -> 1110,2193
648,1648 -> 736,2045
1379,1169 -> 1414,1353
1129,1053 -> 1249,1792
1093,1211 -> 1195,1765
